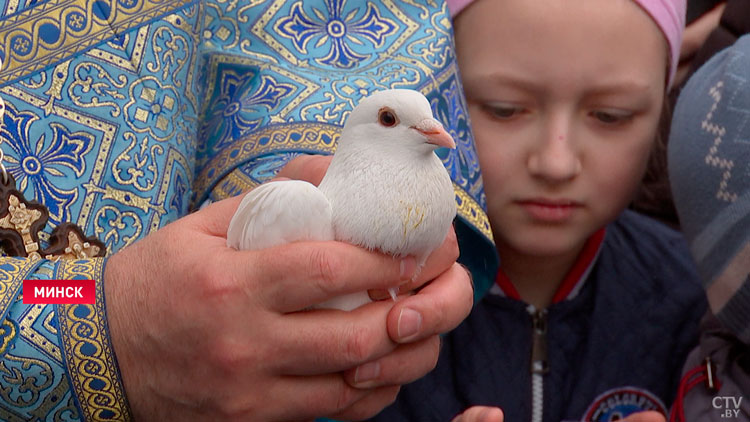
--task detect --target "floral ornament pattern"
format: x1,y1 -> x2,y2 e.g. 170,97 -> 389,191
275,0 -> 399,69
200,66 -> 295,158
0,103 -> 94,225
430,75 -> 486,208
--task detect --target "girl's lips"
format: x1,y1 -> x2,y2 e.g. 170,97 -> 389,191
517,199 -> 581,223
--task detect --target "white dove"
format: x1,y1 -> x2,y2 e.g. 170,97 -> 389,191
227,89 -> 457,310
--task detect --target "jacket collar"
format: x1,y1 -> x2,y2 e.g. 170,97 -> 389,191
490,228 -> 606,304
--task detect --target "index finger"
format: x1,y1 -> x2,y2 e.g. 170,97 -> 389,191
244,241 -> 417,312
271,299 -> 398,374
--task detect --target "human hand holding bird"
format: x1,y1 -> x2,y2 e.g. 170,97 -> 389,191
227,89 -> 457,310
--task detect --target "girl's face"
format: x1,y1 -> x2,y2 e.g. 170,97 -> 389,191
455,0 -> 667,260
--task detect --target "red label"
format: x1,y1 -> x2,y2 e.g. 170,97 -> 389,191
23,280 -> 96,305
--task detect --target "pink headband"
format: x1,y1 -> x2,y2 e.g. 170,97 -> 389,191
447,0 -> 686,88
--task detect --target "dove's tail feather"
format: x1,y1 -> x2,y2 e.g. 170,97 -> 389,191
315,292 -> 373,311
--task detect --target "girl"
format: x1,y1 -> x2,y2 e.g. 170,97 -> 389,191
372,0 -> 707,421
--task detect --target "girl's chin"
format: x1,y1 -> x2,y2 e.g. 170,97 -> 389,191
497,233 -> 588,260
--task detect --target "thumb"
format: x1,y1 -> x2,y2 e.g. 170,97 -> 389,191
277,154 -> 332,186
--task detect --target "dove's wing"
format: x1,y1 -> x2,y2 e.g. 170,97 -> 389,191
226,180 -> 371,311
227,180 -> 335,251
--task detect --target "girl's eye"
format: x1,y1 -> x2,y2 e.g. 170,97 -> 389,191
482,104 -> 523,120
378,108 -> 398,127
591,110 -> 632,125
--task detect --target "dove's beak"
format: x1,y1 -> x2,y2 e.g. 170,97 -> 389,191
412,119 -> 456,149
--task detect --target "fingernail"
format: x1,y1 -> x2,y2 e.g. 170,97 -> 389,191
354,361 -> 380,386
397,308 -> 422,342
400,257 -> 416,281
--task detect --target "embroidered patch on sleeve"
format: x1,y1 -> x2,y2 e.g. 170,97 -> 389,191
582,386 -> 667,422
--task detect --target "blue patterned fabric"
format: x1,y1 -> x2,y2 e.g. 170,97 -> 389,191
0,1 -> 497,420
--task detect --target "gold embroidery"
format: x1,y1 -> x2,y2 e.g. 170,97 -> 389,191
454,185 -> 493,242
0,318 -> 16,356
18,304 -> 62,362
68,61 -> 129,118
211,167 -> 260,200
195,122 -> 340,201
0,351 -> 54,407
43,60 -> 71,116
0,0 -> 195,85
56,258 -> 132,422
92,206 -> 144,249
0,84 -> 118,231
83,183 -> 161,214
0,258 -> 39,320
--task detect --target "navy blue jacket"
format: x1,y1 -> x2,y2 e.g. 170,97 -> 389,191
373,211 -> 707,422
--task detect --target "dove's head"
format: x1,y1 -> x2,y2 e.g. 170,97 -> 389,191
341,89 -> 456,153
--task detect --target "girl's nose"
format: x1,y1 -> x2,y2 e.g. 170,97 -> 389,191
527,118 -> 581,183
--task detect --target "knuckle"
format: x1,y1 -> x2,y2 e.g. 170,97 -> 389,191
196,270 -> 230,301
457,264 -> 475,315
342,325 -> 377,364
194,390 -> 255,419
384,385 -> 401,406
194,257 -> 243,302
208,337 -> 259,374
403,338 -> 441,382
312,382 -> 360,416
207,339 -> 239,371
429,293 -> 450,334
381,385 -> 401,409
214,401 -> 248,420
444,228 -> 460,262
307,247 -> 344,293
425,336 -> 441,370
331,384 -> 360,414
427,264 -> 473,333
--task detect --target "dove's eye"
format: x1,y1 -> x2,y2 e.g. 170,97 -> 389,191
378,108 -> 399,127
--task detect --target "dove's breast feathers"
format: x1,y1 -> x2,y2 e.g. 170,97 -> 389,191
319,147 -> 456,264
226,180 -> 334,251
